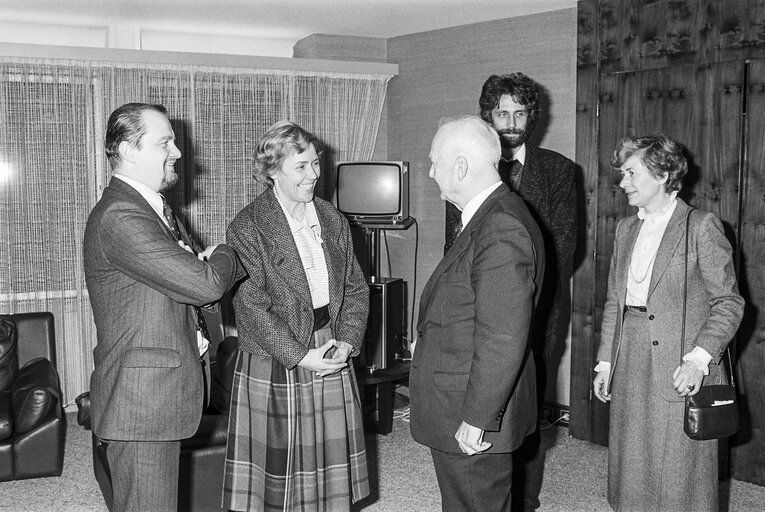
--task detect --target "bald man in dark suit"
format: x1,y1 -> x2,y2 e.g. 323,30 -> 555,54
84,103 -> 243,511
410,115 -> 545,512
479,73 -> 578,512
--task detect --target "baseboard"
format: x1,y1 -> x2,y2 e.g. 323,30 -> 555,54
540,401 -> 569,427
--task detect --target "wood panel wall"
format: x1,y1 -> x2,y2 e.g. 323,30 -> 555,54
385,10 -> 578,348
574,0 -> 765,485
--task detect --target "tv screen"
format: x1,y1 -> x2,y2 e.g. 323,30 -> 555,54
336,161 -> 409,224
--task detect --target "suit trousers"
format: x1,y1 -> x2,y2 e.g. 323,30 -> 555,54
106,439 -> 181,512
430,448 -> 513,512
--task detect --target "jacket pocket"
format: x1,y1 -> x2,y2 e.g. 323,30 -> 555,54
124,347 -> 181,368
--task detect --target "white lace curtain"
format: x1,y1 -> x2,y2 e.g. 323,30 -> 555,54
0,57 -> 391,405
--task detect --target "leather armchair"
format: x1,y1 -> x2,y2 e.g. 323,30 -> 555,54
0,312 -> 66,482
76,335 -> 238,512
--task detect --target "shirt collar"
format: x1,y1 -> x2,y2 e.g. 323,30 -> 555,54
637,193 -> 678,221
113,174 -> 165,220
461,181 -> 503,228
513,143 -> 527,166
501,142 -> 526,166
275,194 -> 320,236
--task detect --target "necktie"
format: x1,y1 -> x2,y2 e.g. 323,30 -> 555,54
161,195 -> 182,240
509,159 -> 523,192
444,220 -> 463,254
160,195 -> 211,346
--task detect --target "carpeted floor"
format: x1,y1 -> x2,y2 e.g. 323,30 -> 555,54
1,393 -> 763,511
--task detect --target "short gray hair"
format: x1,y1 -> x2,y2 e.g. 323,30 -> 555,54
252,120 -> 321,188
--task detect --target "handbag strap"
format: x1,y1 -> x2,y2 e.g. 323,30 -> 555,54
681,208 -> 691,359
680,207 -> 735,388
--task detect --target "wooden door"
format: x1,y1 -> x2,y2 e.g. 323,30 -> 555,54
574,61 -> 745,445
731,58 -> 765,484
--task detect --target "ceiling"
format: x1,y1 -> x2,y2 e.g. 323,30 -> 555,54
1,0 -> 576,45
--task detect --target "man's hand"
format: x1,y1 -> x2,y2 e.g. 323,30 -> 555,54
454,421 -> 492,455
198,244 -> 219,261
178,240 -> 194,254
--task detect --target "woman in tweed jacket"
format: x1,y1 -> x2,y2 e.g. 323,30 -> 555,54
223,121 -> 370,511
593,133 -> 743,512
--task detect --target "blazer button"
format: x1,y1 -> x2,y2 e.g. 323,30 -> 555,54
652,340 -> 659,346
648,314 -> 655,320
417,330 -> 423,338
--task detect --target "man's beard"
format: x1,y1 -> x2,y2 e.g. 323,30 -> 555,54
159,165 -> 179,192
496,128 -> 529,149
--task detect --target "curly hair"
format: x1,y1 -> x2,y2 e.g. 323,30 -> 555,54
479,73 -> 540,135
252,120 -> 321,188
611,133 -> 687,193
105,103 -> 167,170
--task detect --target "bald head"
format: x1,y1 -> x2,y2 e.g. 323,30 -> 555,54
428,115 -> 502,210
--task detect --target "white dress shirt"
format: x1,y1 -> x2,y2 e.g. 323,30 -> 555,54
461,181 -> 504,229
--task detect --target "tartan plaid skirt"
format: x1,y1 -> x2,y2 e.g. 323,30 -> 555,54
222,326 -> 369,511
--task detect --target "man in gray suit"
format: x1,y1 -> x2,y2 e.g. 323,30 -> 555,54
409,116 -> 544,511
84,103 -> 243,511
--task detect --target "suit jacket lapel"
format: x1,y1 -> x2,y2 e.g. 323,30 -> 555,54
616,217 -> 642,302
255,189 -> 313,306
648,199 -> 689,298
315,200 -> 346,321
419,186 -> 507,322
518,145 -> 542,202
108,178 -> 178,241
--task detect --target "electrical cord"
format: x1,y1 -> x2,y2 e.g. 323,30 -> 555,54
540,414 -> 569,430
408,218 -> 419,352
393,405 -> 410,423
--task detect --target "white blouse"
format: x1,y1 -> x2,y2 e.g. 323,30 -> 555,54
625,198 -> 678,306
276,198 -> 330,309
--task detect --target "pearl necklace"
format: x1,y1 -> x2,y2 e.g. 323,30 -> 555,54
629,248 -> 659,284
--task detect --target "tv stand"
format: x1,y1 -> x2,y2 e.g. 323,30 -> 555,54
358,217 -> 414,280
354,217 -> 413,434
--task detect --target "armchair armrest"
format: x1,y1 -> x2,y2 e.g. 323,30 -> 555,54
11,357 -> 61,434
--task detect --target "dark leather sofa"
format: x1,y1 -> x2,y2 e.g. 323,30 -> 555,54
76,335 -> 238,512
0,312 -> 66,482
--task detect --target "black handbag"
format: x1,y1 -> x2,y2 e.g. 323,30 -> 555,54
681,208 -> 739,441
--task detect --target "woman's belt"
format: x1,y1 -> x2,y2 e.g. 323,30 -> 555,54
624,304 -> 647,313
313,304 -> 330,332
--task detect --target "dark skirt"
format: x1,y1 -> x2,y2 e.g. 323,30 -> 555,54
223,326 -> 369,511
608,308 -> 717,512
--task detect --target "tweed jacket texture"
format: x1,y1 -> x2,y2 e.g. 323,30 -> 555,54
500,144 -> 577,277
226,188 -> 369,369
597,199 -> 744,400
410,185 -> 545,453
83,177 -> 243,441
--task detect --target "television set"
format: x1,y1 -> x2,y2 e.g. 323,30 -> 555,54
336,161 -> 409,225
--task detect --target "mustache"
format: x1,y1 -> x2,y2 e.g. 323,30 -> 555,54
496,128 -> 525,136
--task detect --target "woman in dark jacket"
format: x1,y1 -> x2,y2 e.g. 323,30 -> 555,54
593,133 -> 743,511
223,120 -> 369,511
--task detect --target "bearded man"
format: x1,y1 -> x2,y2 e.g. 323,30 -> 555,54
84,103 -> 243,511
479,73 -> 578,512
